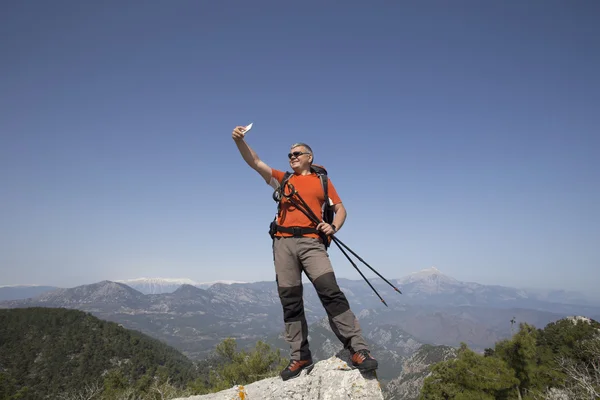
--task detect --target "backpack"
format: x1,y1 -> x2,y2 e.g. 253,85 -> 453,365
269,164 -> 334,247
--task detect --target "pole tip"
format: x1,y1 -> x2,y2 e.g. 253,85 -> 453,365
381,299 -> 388,307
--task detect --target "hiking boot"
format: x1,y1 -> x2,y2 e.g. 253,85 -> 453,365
351,349 -> 378,371
280,359 -> 314,381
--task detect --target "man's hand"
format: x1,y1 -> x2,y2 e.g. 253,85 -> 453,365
317,222 -> 336,236
232,126 -> 248,142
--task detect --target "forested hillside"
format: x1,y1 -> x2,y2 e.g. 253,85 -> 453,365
0,308 -> 198,399
0,308 -> 287,399
420,317 -> 600,399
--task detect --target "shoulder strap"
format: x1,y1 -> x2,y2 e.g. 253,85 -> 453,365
281,171 -> 293,188
311,165 -> 334,224
310,165 -> 328,198
272,171 -> 292,204
270,171 -> 294,238
319,174 -> 329,205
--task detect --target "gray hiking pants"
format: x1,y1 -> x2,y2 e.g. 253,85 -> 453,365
273,236 -> 369,360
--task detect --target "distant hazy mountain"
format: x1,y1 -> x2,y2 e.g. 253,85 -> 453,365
116,277 -> 247,294
0,285 -> 60,301
2,268 -> 598,361
195,280 -> 248,290
394,267 -> 599,308
19,280 -> 148,311
6,267 -> 598,307
116,277 -> 198,294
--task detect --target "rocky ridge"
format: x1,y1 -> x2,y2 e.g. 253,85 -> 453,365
172,356 -> 384,400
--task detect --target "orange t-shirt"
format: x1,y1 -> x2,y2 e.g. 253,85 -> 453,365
271,168 -> 342,239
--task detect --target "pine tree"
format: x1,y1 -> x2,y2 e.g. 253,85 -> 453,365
206,338 -> 288,391
420,343 -> 519,399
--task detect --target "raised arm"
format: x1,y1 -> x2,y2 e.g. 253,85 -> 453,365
232,125 -> 272,183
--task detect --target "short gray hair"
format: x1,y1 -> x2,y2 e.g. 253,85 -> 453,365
290,142 -> 313,155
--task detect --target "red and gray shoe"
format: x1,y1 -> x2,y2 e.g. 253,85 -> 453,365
351,349 -> 378,371
280,359 -> 314,381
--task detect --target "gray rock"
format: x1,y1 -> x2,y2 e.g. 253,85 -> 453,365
173,356 -> 384,400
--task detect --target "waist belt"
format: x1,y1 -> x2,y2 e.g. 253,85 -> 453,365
275,225 -> 319,237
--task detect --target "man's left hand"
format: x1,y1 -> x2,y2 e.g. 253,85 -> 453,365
317,222 -> 336,236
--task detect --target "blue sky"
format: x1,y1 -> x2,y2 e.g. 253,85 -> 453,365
1,1 -> 598,294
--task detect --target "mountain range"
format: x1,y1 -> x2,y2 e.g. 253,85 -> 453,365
3,267 -> 598,306
116,278 -> 248,293
2,267 -> 598,398
2,268 -> 598,358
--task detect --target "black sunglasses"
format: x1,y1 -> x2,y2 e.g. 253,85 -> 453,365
288,151 -> 310,159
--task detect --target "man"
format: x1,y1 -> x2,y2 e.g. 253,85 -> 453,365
232,125 -> 378,381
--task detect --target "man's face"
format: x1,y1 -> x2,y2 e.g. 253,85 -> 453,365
288,146 -> 312,170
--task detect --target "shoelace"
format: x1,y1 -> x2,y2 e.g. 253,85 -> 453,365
354,350 -> 374,363
287,360 -> 304,370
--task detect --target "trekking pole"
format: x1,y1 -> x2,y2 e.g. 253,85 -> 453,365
331,237 -> 388,307
280,183 -> 400,303
330,236 -> 402,294
285,194 -> 389,306
283,183 -> 402,295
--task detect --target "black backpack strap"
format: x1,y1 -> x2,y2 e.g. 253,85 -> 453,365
319,173 -> 328,201
318,174 -> 330,220
315,170 -> 334,225
271,171 -> 293,203
269,171 -> 293,239
281,171 -> 293,188
312,166 -> 334,249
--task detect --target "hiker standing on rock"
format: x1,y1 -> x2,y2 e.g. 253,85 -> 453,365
232,124 -> 378,381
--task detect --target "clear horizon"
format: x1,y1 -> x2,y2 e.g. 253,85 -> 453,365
1,2 -> 598,294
